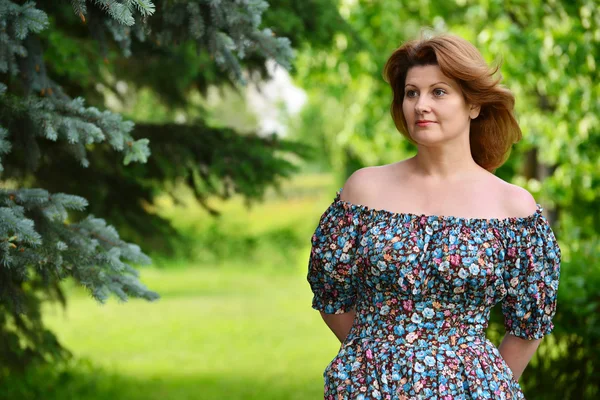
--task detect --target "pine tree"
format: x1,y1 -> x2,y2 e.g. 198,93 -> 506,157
0,0 -> 300,373
0,0 -> 348,256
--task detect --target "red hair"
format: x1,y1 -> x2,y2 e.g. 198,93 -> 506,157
383,33 -> 521,172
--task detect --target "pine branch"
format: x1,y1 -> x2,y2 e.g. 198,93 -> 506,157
70,0 -> 88,22
1,1 -> 49,40
128,0 -> 293,83
125,0 -> 156,17
0,1 -> 48,77
0,126 -> 11,172
90,0 -> 134,26
0,188 -> 159,308
0,94 -> 150,170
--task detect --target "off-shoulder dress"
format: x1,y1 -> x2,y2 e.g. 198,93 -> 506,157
307,188 -> 561,400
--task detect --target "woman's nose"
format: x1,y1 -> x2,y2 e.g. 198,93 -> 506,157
415,97 -> 431,113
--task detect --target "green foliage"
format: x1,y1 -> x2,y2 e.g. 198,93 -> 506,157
532,234 -> 600,399
262,0 -> 359,53
288,0 -> 600,397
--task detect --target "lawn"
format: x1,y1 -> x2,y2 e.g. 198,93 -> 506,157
37,264 -> 340,400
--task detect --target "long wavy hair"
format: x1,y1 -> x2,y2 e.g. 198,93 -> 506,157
383,33 -> 521,172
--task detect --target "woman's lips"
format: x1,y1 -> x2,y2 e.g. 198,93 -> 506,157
416,121 -> 436,127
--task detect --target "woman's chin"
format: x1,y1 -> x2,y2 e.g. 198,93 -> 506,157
408,131 -> 446,145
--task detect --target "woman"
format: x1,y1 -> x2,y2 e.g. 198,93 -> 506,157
306,33 -> 561,399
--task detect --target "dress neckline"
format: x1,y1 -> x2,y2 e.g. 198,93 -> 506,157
334,187 -> 543,226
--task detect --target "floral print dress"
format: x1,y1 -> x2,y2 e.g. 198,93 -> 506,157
307,188 -> 561,400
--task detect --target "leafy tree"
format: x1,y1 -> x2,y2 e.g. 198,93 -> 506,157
291,0 -> 599,398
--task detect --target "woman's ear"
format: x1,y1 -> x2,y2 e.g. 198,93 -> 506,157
470,104 -> 481,119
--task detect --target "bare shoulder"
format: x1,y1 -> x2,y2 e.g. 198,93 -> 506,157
502,182 -> 539,218
339,165 -> 388,205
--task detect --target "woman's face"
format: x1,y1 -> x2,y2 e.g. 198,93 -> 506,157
402,64 -> 479,145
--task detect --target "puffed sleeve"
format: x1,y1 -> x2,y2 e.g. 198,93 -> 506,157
306,196 -> 362,314
501,208 -> 562,340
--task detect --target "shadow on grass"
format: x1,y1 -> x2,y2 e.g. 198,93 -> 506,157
1,359 -> 322,400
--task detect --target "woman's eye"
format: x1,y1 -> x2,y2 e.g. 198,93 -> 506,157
406,90 -> 418,98
433,88 -> 446,97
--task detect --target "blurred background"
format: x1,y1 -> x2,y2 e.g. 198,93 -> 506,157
0,0 -> 598,399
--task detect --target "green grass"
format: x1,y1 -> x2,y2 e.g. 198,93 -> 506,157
34,264 -> 341,400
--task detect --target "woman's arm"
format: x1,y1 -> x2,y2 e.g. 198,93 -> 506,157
320,309 -> 356,344
498,333 -> 543,381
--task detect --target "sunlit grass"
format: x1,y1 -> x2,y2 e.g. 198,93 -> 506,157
39,264 -> 340,400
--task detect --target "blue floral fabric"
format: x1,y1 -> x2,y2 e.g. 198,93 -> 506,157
307,188 -> 561,399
